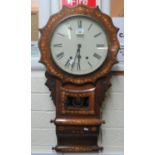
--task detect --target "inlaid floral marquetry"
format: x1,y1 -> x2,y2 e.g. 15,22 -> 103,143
39,5 -> 119,153
39,5 -> 119,85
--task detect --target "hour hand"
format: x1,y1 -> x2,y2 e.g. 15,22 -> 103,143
77,44 -> 81,70
77,54 -> 81,70
71,44 -> 81,70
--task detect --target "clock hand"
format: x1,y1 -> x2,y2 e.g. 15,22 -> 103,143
71,53 -> 78,70
71,44 -> 81,70
77,54 -> 81,70
77,49 -> 81,70
77,44 -> 81,70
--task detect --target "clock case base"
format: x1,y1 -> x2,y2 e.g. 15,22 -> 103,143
53,145 -> 103,153
45,71 -> 112,153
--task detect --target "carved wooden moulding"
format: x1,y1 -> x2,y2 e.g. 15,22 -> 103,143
39,5 -> 119,153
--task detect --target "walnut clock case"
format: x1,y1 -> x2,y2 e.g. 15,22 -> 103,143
39,5 -> 120,153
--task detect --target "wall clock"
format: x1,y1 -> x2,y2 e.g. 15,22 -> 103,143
39,5 -> 120,153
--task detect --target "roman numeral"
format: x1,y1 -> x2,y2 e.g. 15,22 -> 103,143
68,26 -> 72,31
53,44 -> 62,47
65,59 -> 70,67
77,62 -> 80,71
88,61 -> 92,68
57,33 -> 65,37
96,44 -> 104,48
93,53 -> 102,60
56,52 -> 64,60
94,32 -> 102,38
88,23 -> 93,31
78,20 -> 82,28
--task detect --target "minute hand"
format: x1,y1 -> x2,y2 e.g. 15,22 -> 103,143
71,44 -> 81,70
71,50 -> 78,70
77,50 -> 81,70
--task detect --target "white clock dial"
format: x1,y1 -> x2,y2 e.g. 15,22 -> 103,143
50,16 -> 108,75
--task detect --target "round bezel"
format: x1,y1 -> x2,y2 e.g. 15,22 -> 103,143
39,5 -> 120,84
49,15 -> 109,76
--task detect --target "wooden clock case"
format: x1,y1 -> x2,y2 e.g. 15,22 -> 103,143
39,5 -> 120,153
